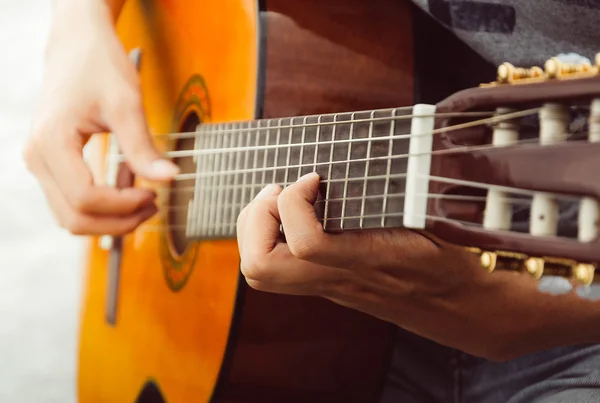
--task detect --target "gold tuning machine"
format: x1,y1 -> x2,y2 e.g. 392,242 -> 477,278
466,247 -> 598,286
481,52 -> 600,87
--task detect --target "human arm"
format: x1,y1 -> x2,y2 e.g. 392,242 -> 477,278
24,0 -> 179,235
236,174 -> 600,362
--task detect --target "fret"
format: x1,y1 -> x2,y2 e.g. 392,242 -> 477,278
240,121 -> 252,210
312,115 -> 322,174
207,124 -> 224,236
261,119 -> 271,186
230,122 -> 244,234
214,124 -> 230,236
359,111 -> 376,229
251,120 -> 261,198
340,113 -> 356,230
381,109 -> 397,227
323,113 -> 339,230
187,126 -> 204,237
273,118 -> 282,185
201,125 -> 217,236
297,116 -> 308,179
275,118 -> 290,185
284,117 -> 294,187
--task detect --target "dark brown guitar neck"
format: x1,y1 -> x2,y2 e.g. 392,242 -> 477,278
186,107 -> 418,239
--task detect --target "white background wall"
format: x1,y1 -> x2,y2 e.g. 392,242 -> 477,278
0,1 -> 82,401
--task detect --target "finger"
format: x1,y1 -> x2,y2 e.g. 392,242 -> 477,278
277,172 -> 341,265
38,131 -> 157,216
278,173 -> 437,269
236,184 -> 282,255
37,167 -> 158,236
241,188 -> 344,294
102,85 -> 179,181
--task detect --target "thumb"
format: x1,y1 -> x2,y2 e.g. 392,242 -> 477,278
103,92 -> 180,181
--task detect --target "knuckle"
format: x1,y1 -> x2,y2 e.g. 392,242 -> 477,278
70,188 -> 93,213
240,252 -> 269,282
245,279 -> 269,292
64,214 -> 87,235
289,236 -> 321,261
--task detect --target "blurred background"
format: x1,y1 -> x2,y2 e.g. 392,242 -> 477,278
0,1 -> 81,401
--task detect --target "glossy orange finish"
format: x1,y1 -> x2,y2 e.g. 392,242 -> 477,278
77,0 -> 258,401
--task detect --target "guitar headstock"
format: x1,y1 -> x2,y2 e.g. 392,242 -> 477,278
428,53 -> 600,295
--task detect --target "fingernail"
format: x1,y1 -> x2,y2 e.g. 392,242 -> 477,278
297,172 -> 318,182
151,159 -> 180,177
254,184 -> 277,200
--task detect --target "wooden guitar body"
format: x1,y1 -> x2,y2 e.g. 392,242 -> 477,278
78,0 -> 415,402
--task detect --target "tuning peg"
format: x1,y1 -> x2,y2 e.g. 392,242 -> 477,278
480,251 -> 497,273
525,257 -> 544,280
572,263 -> 596,287
497,62 -> 543,83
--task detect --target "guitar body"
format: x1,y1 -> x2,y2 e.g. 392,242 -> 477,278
78,0 -> 415,402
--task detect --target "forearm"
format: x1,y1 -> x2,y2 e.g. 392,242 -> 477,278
498,280 -> 600,360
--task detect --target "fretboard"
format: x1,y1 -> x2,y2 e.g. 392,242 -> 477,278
185,105 -> 436,239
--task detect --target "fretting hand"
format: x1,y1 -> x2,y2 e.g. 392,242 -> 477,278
236,173 -> 600,361
23,0 -> 179,236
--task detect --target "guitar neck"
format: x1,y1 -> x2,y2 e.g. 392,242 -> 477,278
185,104 -> 437,239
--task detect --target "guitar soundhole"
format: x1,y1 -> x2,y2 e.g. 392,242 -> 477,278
168,111 -> 200,256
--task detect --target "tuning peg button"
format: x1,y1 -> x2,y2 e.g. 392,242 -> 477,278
572,264 -> 596,287
525,257 -> 545,279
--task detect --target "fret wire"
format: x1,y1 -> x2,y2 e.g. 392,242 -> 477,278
188,124 -> 204,236
208,124 -> 224,236
251,120 -> 261,198
313,115 -> 322,180
215,124 -> 230,235
323,113 -> 338,230
273,118 -> 282,185
382,108 -> 397,227
261,119 -> 271,187
201,125 -> 217,236
360,111 -> 376,229
340,113 -> 355,230
297,116 -> 308,179
230,122 -> 245,234
283,117 -> 294,187
240,122 -> 252,214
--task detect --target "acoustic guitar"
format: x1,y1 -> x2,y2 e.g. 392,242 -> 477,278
78,0 -> 600,402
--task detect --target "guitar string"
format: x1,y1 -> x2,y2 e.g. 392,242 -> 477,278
161,193 -> 534,212
150,132 -> 579,213
137,211 -> 483,233
115,107 -> 540,161
142,171 -> 582,233
141,110 -> 502,140
170,136 -> 545,182
114,106 -> 583,234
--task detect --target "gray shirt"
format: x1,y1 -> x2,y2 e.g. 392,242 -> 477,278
411,0 -> 600,67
